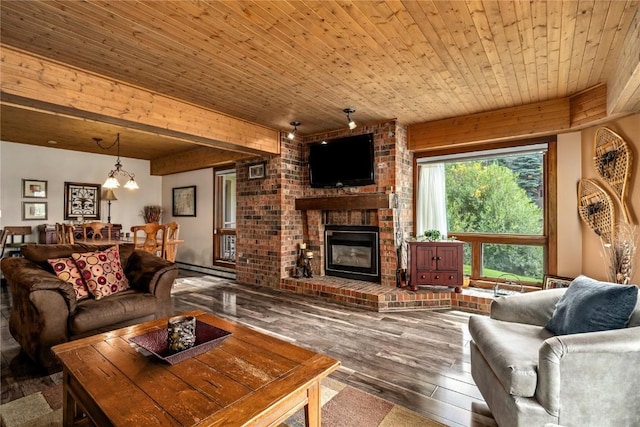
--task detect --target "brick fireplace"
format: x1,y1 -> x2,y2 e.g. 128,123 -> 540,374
232,120 -> 492,314
235,120 -> 413,291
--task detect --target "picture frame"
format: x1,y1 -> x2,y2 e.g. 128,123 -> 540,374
22,202 -> 47,220
64,182 -> 101,220
248,162 -> 266,180
542,274 -> 574,290
172,186 -> 196,217
22,179 -> 47,198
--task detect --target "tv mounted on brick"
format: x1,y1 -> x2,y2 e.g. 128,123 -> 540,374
308,133 -> 375,188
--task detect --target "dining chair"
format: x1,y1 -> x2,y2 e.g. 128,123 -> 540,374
163,221 -> 180,262
66,224 -> 76,244
0,226 -> 32,258
55,223 -> 75,244
55,223 -> 64,243
81,222 -> 109,241
131,223 -> 167,257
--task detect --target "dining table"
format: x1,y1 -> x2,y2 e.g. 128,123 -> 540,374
75,237 -> 184,262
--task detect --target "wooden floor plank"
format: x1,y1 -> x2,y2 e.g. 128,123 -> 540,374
1,272 -> 497,426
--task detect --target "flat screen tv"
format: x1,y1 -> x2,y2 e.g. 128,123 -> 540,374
309,133 -> 375,188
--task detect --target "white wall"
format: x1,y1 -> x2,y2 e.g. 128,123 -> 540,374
0,141 -> 162,240
162,168 -> 214,266
1,141 -> 217,269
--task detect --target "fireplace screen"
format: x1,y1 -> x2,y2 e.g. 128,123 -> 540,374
325,225 -> 380,282
332,245 -> 372,269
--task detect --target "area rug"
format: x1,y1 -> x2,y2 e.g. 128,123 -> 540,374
283,376 -> 447,427
0,377 -> 445,427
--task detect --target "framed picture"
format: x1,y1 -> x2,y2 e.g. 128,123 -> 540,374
172,186 -> 196,217
22,179 -> 47,198
22,202 -> 47,220
543,274 -> 574,290
64,182 -> 101,220
248,162 -> 266,180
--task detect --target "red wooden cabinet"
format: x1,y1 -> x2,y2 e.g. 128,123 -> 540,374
407,240 -> 464,292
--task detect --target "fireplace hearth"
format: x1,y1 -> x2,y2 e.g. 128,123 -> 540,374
325,225 -> 380,283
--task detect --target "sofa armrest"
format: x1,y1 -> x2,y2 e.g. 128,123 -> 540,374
125,250 -> 178,292
537,327 -> 640,423
1,257 -> 75,370
1,257 -> 77,313
125,250 -> 178,318
490,288 -> 567,326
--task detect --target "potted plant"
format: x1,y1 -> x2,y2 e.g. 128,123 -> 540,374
423,229 -> 441,241
141,205 -> 163,223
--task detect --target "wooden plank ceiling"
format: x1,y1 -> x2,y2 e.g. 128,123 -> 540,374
1,1 -> 639,171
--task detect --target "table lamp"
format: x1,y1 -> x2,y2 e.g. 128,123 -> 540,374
103,189 -> 117,223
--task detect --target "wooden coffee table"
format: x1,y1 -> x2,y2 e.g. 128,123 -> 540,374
52,310 -> 340,426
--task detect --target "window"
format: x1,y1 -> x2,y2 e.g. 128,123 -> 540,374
416,141 -> 551,286
214,168 -> 236,266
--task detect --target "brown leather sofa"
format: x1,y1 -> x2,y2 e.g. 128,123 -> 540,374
1,243 -> 178,370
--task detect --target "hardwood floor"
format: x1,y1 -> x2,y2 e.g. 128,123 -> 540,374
1,271 -> 497,427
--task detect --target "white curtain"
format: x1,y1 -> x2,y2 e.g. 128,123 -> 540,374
416,163 -> 448,239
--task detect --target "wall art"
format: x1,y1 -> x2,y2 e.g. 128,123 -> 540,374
248,162 -> 266,180
172,186 -> 196,217
22,179 -> 47,198
64,182 -> 101,220
23,202 -> 48,220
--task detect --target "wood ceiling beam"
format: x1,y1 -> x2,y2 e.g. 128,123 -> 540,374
408,83 -> 618,151
408,98 -> 571,150
150,146 -> 250,175
569,84 -> 608,128
0,45 -> 280,156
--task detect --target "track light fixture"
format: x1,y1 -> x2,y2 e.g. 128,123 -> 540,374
287,121 -> 301,140
343,108 -> 357,130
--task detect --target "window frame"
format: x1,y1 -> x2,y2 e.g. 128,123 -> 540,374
413,137 -> 558,288
214,166 -> 237,268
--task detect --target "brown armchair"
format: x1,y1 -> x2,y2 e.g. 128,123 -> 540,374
0,243 -> 178,371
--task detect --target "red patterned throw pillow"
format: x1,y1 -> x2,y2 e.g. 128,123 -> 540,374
47,257 -> 90,301
72,246 -> 130,300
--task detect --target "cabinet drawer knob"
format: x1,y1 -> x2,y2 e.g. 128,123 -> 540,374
449,275 -> 454,279
420,275 -> 426,279
434,275 -> 440,279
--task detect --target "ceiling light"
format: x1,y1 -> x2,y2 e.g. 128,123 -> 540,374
287,121 -> 300,140
94,133 -> 139,190
343,108 -> 357,130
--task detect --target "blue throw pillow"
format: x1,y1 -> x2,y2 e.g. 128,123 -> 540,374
545,275 -> 638,335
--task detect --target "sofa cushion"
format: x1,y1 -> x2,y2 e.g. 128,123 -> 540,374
545,275 -> 638,335
69,290 -> 157,336
72,246 -> 130,300
469,315 -> 554,397
47,257 -> 90,301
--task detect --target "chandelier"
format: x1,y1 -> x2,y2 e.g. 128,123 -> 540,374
94,133 -> 139,190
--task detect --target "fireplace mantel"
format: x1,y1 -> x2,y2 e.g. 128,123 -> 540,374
295,193 -> 391,211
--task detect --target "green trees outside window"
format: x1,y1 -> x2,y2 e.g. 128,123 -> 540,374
436,150 -> 546,281
446,160 -> 543,234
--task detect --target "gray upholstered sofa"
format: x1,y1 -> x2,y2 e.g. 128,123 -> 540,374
469,284 -> 640,427
1,243 -> 178,370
